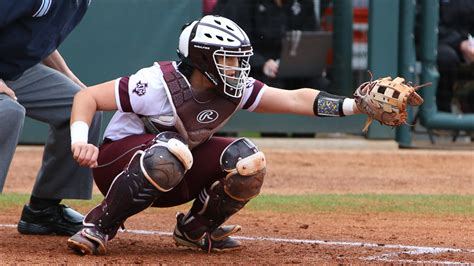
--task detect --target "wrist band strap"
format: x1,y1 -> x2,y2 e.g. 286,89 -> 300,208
70,121 -> 89,145
342,98 -> 356,116
313,91 -> 346,117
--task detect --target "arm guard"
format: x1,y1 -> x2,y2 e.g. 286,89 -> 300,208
313,91 -> 346,117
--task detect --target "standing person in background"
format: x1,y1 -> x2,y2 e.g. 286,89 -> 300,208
213,0 -> 332,91
436,0 -> 474,112
0,0 -> 102,236
202,0 -> 219,15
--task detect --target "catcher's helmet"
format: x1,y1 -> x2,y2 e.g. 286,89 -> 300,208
177,15 -> 253,98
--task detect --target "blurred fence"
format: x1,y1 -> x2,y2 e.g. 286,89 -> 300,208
20,0 -> 377,144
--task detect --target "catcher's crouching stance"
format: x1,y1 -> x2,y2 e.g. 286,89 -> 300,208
67,133 -> 265,255
66,15 -> 424,256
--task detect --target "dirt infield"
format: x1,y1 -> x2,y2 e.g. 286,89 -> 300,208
1,141 -> 473,264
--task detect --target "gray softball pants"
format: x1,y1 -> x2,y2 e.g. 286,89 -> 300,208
0,64 -> 102,200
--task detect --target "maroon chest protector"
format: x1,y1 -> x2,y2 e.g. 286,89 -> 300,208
144,61 -> 242,148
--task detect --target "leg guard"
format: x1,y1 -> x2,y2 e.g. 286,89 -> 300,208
68,133 -> 190,255
220,138 -> 266,201
173,138 -> 265,251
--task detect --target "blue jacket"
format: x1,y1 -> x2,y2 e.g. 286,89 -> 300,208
0,0 -> 90,80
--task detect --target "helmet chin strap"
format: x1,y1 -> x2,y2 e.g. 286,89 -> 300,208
190,59 -> 244,99
188,70 -> 218,103
190,69 -> 214,89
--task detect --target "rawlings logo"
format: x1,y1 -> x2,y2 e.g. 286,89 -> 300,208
132,81 -> 147,96
197,109 -> 219,124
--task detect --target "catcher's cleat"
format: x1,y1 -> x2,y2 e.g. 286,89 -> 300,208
17,204 -> 83,236
173,212 -> 242,252
67,228 -> 108,255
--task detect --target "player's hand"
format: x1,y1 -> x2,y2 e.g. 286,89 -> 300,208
263,59 -> 279,78
0,79 -> 17,100
460,40 -> 474,63
354,76 -> 425,132
72,142 -> 99,168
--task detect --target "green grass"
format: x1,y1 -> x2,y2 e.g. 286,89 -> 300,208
0,194 -> 103,209
247,194 -> 474,215
1,193 -> 472,216
237,131 -> 261,138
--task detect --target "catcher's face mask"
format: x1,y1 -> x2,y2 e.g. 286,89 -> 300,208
177,15 -> 253,98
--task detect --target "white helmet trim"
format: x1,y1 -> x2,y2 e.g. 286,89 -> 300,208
178,21 -> 198,58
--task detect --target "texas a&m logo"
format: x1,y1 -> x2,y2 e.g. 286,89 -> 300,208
197,109 -> 219,124
132,81 -> 147,96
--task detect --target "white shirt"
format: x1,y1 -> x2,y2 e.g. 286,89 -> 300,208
103,62 -> 267,141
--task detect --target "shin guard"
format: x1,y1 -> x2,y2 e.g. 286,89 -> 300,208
177,180 -> 248,241
84,152 -> 163,239
177,138 -> 265,241
84,134 -> 189,239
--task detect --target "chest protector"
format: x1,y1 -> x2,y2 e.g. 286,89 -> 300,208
142,62 -> 242,149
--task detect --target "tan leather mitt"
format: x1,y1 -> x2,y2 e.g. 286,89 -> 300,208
354,76 -> 425,132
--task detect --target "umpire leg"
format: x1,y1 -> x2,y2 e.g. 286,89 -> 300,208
0,95 -> 25,192
6,64 -> 102,236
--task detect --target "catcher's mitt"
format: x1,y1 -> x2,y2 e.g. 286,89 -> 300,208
354,76 -> 427,132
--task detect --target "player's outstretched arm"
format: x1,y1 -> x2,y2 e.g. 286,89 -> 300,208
70,80 -> 117,168
254,76 -> 426,132
253,86 -> 360,117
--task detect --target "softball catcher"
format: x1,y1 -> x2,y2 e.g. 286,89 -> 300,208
66,15 -> 423,255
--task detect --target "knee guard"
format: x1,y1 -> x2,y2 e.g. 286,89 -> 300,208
142,133 -> 192,191
221,138 -> 266,201
178,138 -> 265,240
84,132 -> 192,238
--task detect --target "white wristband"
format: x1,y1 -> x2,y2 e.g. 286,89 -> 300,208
70,121 -> 89,145
342,98 -> 356,116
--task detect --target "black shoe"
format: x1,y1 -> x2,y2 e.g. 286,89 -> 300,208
173,212 -> 242,252
68,228 -> 108,255
17,204 -> 84,236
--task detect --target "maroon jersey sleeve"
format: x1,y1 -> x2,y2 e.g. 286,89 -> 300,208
242,78 -> 265,110
116,76 -> 134,113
